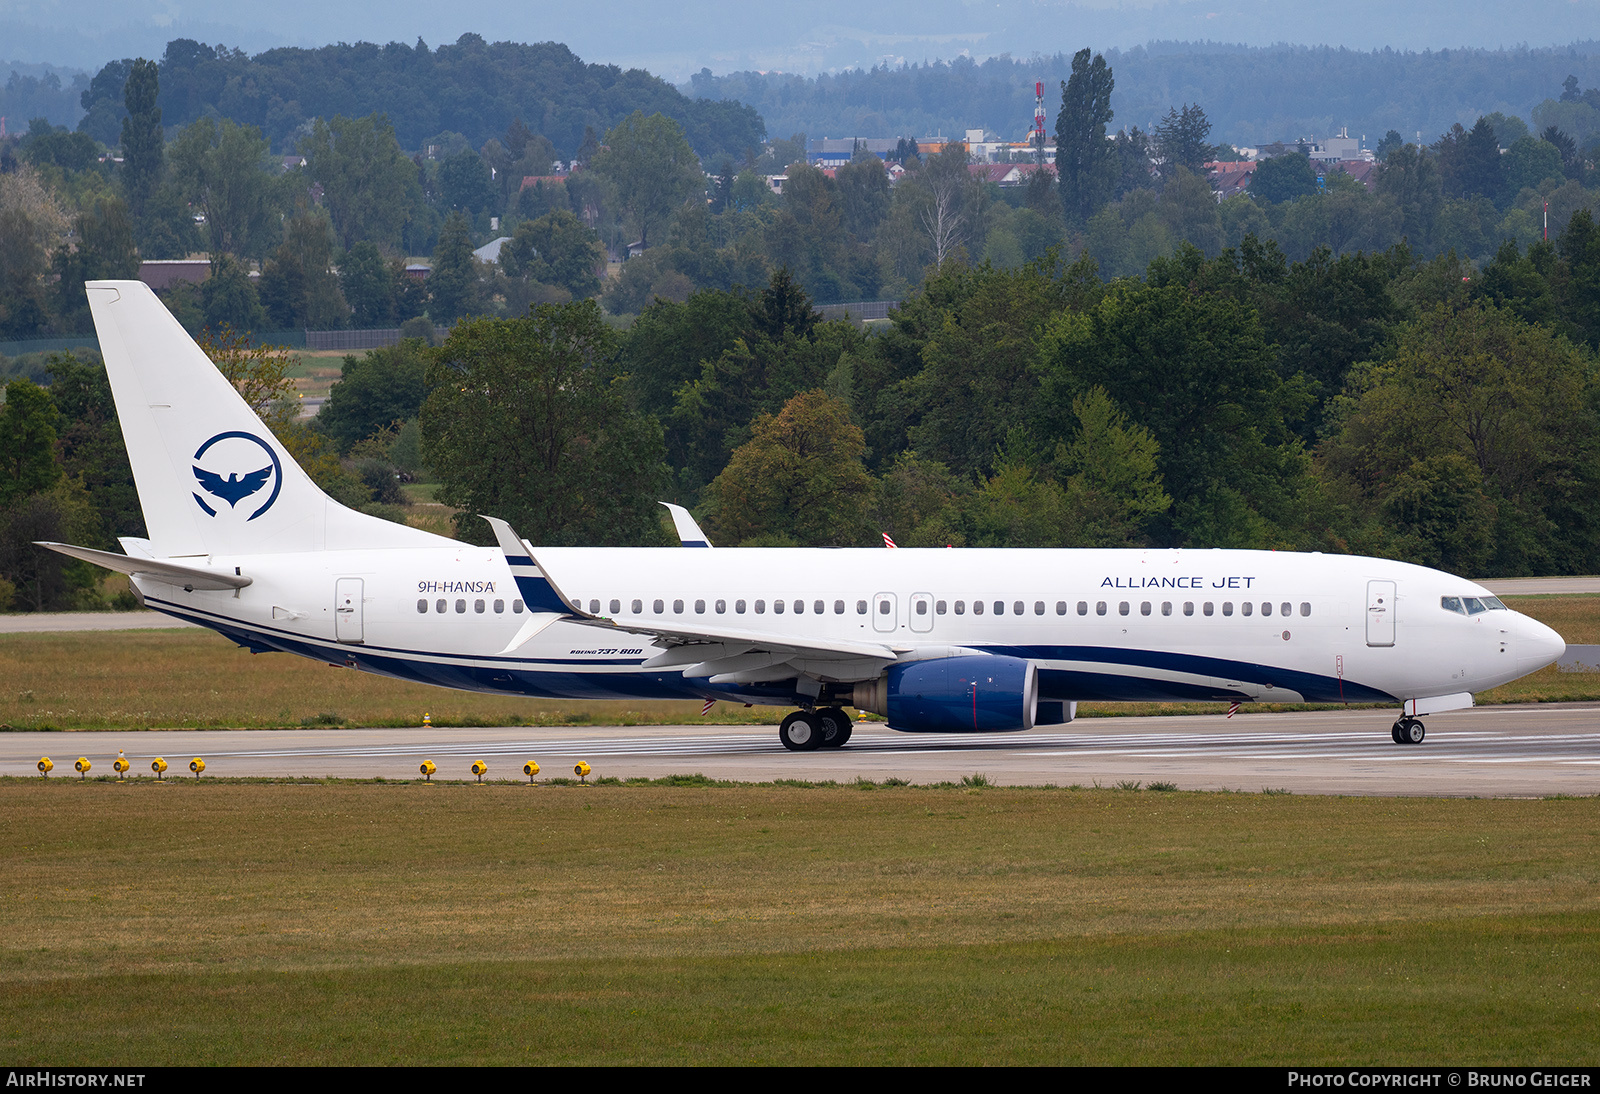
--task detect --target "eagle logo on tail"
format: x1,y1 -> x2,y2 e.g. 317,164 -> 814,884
194,465 -> 273,507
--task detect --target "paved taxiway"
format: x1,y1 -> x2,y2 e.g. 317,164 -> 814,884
5,704 -> 1596,796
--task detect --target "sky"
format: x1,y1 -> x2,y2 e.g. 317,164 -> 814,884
5,0 -> 1600,77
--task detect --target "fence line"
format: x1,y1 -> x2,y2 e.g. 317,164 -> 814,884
815,300 -> 899,322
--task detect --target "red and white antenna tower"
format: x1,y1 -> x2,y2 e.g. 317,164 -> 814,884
1033,82 -> 1046,165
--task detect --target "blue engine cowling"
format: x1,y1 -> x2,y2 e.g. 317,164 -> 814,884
858,655 -> 1039,733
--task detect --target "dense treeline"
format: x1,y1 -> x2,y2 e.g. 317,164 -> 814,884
75,36 -> 765,163
690,42 -> 1600,149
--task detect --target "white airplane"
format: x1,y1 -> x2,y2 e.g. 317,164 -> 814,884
41,281 -> 1567,752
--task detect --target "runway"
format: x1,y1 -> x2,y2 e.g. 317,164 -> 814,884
6,703 -> 1597,797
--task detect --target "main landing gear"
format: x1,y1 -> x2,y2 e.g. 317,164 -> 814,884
778,708 -> 854,752
1391,716 -> 1426,745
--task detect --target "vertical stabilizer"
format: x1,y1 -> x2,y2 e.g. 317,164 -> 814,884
86,280 -> 451,556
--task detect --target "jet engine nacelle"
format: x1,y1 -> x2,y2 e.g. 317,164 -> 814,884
853,654 -> 1039,732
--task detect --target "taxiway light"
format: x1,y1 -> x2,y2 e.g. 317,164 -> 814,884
523,760 -> 540,782
422,712 -> 432,727
74,757 -> 91,778
419,759 -> 436,781
113,752 -> 130,777
151,757 -> 168,779
573,761 -> 591,782
189,757 -> 205,778
471,759 -> 488,782
37,756 -> 53,777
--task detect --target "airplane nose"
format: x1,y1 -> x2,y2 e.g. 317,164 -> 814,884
1516,615 -> 1566,675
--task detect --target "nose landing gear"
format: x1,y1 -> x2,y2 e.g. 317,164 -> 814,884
1391,716 -> 1426,744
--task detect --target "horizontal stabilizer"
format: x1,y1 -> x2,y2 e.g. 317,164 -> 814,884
35,542 -> 251,590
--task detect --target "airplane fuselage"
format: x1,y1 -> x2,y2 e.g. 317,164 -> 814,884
136,545 -> 1559,719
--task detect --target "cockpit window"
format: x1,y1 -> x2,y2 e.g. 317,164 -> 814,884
1441,596 -> 1465,614
1463,597 -> 1487,615
1483,596 -> 1507,610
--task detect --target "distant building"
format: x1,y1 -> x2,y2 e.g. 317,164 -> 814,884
1206,161 -> 1257,200
1307,130 -> 1373,164
473,237 -> 512,264
139,259 -> 210,292
806,138 -> 902,167
1326,160 -> 1378,191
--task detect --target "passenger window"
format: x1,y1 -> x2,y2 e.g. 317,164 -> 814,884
1184,602 -> 1194,616
955,601 -> 966,615
1077,602 -> 1088,616
755,600 -> 766,614
936,601 -> 947,615
1013,601 -> 1024,616
814,600 -> 825,614
512,599 -> 524,613
475,599 -> 486,614
736,599 -> 747,614
653,599 -> 664,614
715,599 -> 726,614
1241,602 -> 1252,616
695,599 -> 706,614
915,600 -> 927,615
1162,602 -> 1172,616
1281,603 -> 1292,617
834,600 -> 845,614
1118,601 -> 1130,616
974,601 -> 985,615
632,599 -> 642,613
436,599 -> 446,614
1056,601 -> 1068,615
1203,602 -> 1214,616
994,601 -> 1005,615
495,600 -> 505,614
1140,601 -> 1151,616
416,599 -> 427,613
856,600 -> 868,614
588,599 -> 599,614
455,599 -> 466,614
1034,601 -> 1045,616
1300,602 -> 1311,617
793,600 -> 803,614
1261,602 -> 1271,616
774,600 -> 785,614
1096,601 -> 1107,616
673,599 -> 684,613
609,599 -> 620,614
878,601 -> 890,615
1222,602 -> 1233,616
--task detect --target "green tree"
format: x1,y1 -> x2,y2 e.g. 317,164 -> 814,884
1153,104 -> 1212,177
0,378 -> 62,508
1055,48 -> 1116,226
119,58 -> 162,217
427,212 -> 480,323
704,390 -> 873,546
339,241 -> 399,328
421,301 -> 670,546
257,209 -> 349,330
51,195 -> 141,332
46,353 -> 144,540
318,340 -> 430,452
201,254 -> 268,333
1058,386 -> 1171,546
1318,303 -> 1600,574
302,114 -> 419,251
1250,152 -> 1319,204
501,209 -> 605,301
167,117 -> 277,258
590,112 -> 703,250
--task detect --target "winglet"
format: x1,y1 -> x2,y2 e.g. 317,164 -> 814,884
660,502 -> 713,547
480,515 -> 583,616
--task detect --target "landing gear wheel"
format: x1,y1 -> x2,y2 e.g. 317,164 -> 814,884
1400,717 -> 1426,744
817,708 -> 853,748
1392,723 -> 1406,745
779,710 -> 824,752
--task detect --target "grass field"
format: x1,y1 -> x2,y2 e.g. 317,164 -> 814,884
2,780 -> 1596,1064
1,595 -> 1595,731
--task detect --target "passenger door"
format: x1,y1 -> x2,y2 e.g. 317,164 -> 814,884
1366,580 -> 1395,647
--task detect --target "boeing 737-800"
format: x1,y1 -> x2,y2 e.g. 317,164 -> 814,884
39,281 -> 1567,752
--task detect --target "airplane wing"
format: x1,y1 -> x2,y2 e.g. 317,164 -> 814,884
35,542 -> 252,590
481,515 -> 896,681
